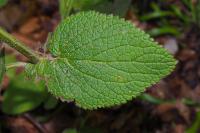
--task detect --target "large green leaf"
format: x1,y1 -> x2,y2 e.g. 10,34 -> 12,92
26,11 -> 176,109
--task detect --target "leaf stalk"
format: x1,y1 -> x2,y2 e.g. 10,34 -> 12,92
6,62 -> 27,70
0,28 -> 40,64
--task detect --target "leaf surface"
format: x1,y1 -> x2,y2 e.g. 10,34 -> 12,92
26,11 -> 176,109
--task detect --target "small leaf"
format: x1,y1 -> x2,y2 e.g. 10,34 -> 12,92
0,45 -> 5,84
2,72 -> 47,115
26,11 -> 176,109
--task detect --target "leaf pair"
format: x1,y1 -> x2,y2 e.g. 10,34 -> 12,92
26,11 -> 176,109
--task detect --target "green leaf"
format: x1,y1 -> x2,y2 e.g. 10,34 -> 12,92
2,72 -> 47,115
0,45 -> 5,84
26,11 -> 176,109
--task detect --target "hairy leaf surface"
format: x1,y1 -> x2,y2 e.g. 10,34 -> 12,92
26,11 -> 176,109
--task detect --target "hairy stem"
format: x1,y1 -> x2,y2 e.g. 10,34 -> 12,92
6,62 -> 27,70
0,28 -> 40,64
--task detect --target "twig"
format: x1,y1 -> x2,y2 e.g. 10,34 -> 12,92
23,113 -> 48,133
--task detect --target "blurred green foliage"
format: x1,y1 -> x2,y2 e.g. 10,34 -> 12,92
186,111 -> 200,133
194,0 -> 200,27
62,127 -> 102,133
59,0 -> 74,19
59,0 -> 131,18
2,55 -> 58,115
44,94 -> 59,110
140,3 -> 174,21
5,55 -> 17,78
147,26 -> 180,37
72,0 -> 107,10
89,0 -> 131,17
138,0 -> 200,36
63,129 -> 78,133
139,0 -> 195,23
0,46 -> 5,84
2,72 -> 47,115
0,0 -> 7,7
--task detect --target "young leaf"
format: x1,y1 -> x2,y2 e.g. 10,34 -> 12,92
26,11 -> 176,109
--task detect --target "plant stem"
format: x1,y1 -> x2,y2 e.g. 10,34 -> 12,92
0,28 -> 40,64
6,62 -> 27,70
59,0 -> 73,19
